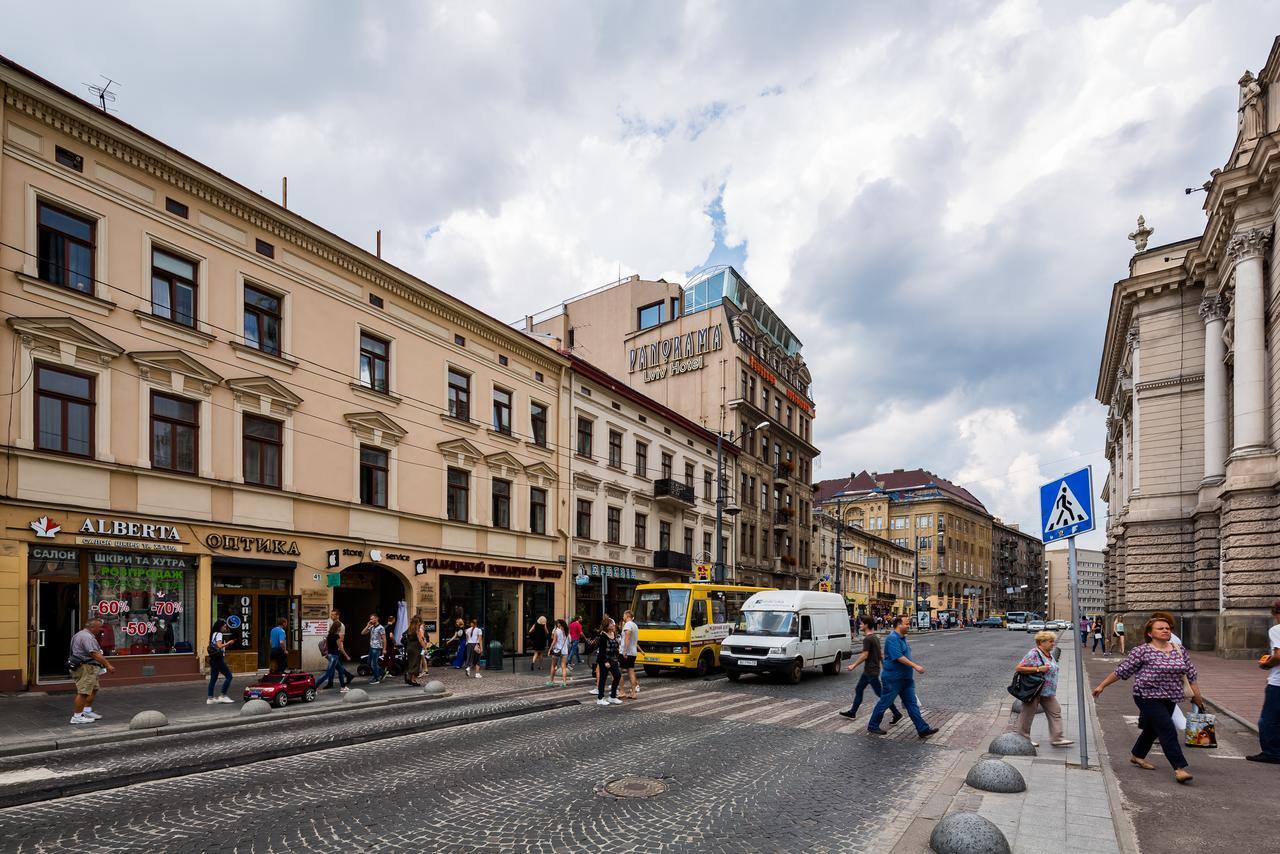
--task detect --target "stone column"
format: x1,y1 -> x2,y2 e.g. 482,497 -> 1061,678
1200,296 -> 1228,482
1228,225 -> 1273,452
1127,328 -> 1141,491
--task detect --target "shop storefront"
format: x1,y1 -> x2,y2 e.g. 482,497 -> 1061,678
211,557 -> 299,674
569,562 -> 670,631
433,558 -> 564,656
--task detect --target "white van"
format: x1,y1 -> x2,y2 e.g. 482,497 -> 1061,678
719,590 -> 854,684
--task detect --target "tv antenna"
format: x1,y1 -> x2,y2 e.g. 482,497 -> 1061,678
85,76 -> 119,113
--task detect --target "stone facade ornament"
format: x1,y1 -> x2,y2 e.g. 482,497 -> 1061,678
1239,70 -> 1266,142
1226,225 -> 1273,264
1125,327 -> 1139,350
1128,215 -> 1153,252
1198,295 -> 1227,323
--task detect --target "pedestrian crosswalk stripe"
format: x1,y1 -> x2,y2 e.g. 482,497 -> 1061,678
686,695 -> 769,718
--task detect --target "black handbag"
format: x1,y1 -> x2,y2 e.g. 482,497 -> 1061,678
1007,650 -> 1047,702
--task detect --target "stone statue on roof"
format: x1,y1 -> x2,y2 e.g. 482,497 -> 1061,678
1128,215 -> 1153,253
1239,70 -> 1265,142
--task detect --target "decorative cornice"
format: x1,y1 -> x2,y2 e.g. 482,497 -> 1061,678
1226,224 -> 1274,264
1136,373 -> 1205,392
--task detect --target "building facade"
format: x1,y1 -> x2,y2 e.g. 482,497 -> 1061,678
0,57 -> 572,690
812,511 -> 915,617
1097,39 -> 1280,656
563,354 -> 737,627
1044,547 -> 1105,621
525,268 -> 819,589
991,519 -> 1047,617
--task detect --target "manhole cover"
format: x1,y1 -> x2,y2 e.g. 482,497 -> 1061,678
603,776 -> 668,798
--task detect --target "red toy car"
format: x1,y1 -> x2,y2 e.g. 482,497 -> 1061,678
242,671 -> 317,708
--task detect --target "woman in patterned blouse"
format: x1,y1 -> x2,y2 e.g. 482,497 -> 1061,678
1013,631 -> 1074,748
1093,616 -> 1204,784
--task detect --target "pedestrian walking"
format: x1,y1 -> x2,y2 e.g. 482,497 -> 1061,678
1012,630 -> 1074,748
594,617 -> 623,706
567,615 -> 583,670
1112,617 -> 1126,655
839,616 -> 902,723
1248,597 -> 1280,764
546,618 -> 571,687
206,618 -> 236,704
268,617 -> 289,674
450,618 -> 467,669
319,610 -> 352,693
619,610 -> 642,700
1079,614 -> 1091,646
463,618 -> 484,679
404,613 -> 425,686
68,617 -> 114,725
867,616 -> 939,738
527,615 -> 548,671
1091,618 -> 1105,654
1092,615 -> 1202,784
362,612 -> 386,684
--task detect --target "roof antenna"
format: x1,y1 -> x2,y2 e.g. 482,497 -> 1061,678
84,76 -> 118,113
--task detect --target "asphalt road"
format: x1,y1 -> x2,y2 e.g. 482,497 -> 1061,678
0,628 -> 1034,853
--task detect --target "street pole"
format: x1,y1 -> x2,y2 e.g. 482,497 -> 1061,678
1068,536 -> 1089,769
835,500 -> 842,594
913,548 -> 920,625
713,430 -> 724,584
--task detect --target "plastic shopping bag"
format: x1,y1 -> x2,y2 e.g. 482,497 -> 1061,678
1184,705 -> 1217,748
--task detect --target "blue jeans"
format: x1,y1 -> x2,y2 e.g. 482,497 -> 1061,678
207,654 -> 232,697
869,676 -> 930,734
320,653 -> 351,688
368,647 -> 383,682
567,639 -> 582,667
1091,633 -> 1104,653
849,672 -> 901,718
1259,683 -> 1280,758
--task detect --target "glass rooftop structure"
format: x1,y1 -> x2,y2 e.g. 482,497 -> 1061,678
682,267 -> 802,356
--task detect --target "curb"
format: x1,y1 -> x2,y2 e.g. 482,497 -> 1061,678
1203,694 -> 1259,734
0,697 -> 579,808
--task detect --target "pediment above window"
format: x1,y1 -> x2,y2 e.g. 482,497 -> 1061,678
525,461 -> 558,484
227,375 -> 304,413
438,437 -> 482,467
344,410 -> 408,447
129,349 -> 223,395
7,315 -> 123,364
483,450 -> 524,480
574,471 -> 602,493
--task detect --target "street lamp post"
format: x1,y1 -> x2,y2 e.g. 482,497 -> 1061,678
714,419 -> 770,583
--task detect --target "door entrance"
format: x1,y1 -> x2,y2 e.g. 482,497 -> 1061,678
332,564 -> 407,660
255,595 -> 296,669
36,580 -> 80,682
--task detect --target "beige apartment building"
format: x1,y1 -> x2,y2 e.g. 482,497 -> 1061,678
524,268 -> 819,589
816,469 -> 996,620
1044,546 -> 1105,622
0,56 -> 573,690
1097,38 -> 1280,656
812,510 -> 914,618
563,354 -> 737,627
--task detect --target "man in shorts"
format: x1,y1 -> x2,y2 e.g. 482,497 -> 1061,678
69,617 -> 114,724
620,610 -> 641,700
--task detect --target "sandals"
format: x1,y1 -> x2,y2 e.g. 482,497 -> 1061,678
1129,756 -> 1156,770
1175,768 -> 1194,784
1051,740 -> 1075,747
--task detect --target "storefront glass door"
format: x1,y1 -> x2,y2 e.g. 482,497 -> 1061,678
486,581 -> 519,652
521,582 -> 555,652
36,580 -> 80,682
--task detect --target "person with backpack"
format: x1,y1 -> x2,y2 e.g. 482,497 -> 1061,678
594,617 -> 623,706
463,618 -> 484,679
318,610 -> 352,693
206,618 -> 236,704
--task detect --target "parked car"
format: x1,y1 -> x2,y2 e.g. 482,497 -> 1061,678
1048,619 -> 1070,631
1027,620 -> 1048,633
720,590 -> 854,684
242,671 -> 317,708
975,617 -> 1004,628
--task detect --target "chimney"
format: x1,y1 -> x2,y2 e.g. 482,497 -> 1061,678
524,315 -> 534,331
376,229 -> 382,259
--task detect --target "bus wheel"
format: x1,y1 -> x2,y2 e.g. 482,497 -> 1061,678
822,652 -> 842,675
787,658 -> 803,684
696,650 -> 714,678
643,665 -> 661,677
726,670 -> 741,682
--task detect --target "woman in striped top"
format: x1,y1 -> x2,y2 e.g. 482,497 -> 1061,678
1093,616 -> 1204,784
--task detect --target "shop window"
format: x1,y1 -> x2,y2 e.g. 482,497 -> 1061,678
37,201 -> 95,293
576,499 -> 593,539
530,487 -> 547,534
151,247 -> 198,327
35,364 -> 94,457
243,414 -> 283,488
607,506 -> 621,544
150,392 -> 199,474
447,468 -> 469,521
493,387 -> 512,435
492,478 -> 511,528
530,401 -> 548,446
243,284 -> 283,356
358,331 -> 390,393
89,551 -> 196,655
448,368 -> 471,421
359,445 -> 388,507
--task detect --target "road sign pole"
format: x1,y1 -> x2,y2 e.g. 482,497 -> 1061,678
1068,536 -> 1088,769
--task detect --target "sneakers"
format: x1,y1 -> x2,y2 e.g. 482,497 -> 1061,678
607,697 -> 623,705
596,698 -> 609,706
217,695 -> 234,704
69,713 -> 94,725
544,680 -> 555,687
339,686 -> 350,694
474,673 -> 483,679
206,698 -> 218,705
368,679 -> 381,685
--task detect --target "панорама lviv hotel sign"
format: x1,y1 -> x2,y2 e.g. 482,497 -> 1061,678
628,323 -> 723,382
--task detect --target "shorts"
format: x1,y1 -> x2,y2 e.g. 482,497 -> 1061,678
621,655 -> 637,670
551,650 -> 565,661
1115,630 -> 1125,636
72,662 -> 100,695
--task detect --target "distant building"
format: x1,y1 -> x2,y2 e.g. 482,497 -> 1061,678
992,519 -> 1047,617
812,510 -> 914,616
1044,547 -> 1106,621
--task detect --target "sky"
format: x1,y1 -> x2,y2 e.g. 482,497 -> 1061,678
4,1 -> 1275,548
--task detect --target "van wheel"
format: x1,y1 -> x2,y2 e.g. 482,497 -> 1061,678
696,650 -> 715,678
822,652 -> 842,675
643,665 -> 661,677
726,670 -> 741,682
787,658 -> 803,684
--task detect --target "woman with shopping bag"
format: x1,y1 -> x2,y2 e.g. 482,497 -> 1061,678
1009,631 -> 1074,748
1093,615 -> 1204,784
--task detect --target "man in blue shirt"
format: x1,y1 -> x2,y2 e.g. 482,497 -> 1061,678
362,613 -> 386,684
868,616 -> 939,738
268,618 -> 288,674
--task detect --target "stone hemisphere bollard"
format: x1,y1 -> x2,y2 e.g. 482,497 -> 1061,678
988,732 -> 1037,757
343,687 -> 370,703
128,710 -> 169,730
422,680 -> 446,696
930,812 -> 1011,854
1009,699 -> 1022,714
240,698 -> 272,717
964,759 -> 1026,794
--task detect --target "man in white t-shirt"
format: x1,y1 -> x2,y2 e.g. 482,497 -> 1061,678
1248,597 -> 1280,764
620,611 -> 641,700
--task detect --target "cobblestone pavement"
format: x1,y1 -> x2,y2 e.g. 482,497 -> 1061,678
0,629 -> 1030,853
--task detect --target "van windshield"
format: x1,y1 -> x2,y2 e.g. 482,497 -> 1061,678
736,610 -> 797,637
634,588 -> 690,629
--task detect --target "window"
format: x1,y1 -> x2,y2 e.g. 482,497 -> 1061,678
635,513 -> 648,548
608,430 -> 623,468
704,470 -> 713,501
659,521 -> 672,551
891,517 -> 909,530
637,300 -> 665,330
635,441 -> 648,477
358,332 -> 389,393
55,146 -> 84,172
151,247 -> 198,327
749,476 -> 757,505
577,417 -> 593,457
492,478 -> 511,528
150,392 -> 198,474
740,370 -> 749,399
774,398 -> 781,422
243,415 -> 282,488
684,461 -> 694,487
661,452 -> 673,479
917,514 -> 932,528
359,446 -> 388,507
448,369 -> 470,421
243,285 -> 282,355
530,401 -> 548,446
255,238 -> 275,258
749,375 -> 757,403
684,527 -> 694,555
37,202 -> 95,294
447,468 -> 469,521
455,334 -> 466,346
761,482 -> 769,510
703,531 -> 712,556
34,364 -> 94,456
492,387 -> 513,435
607,507 -> 622,544
165,197 -> 189,218
786,406 -> 793,431
498,354 -> 508,367
576,499 -> 593,538
761,389 -> 769,413
530,487 -> 547,534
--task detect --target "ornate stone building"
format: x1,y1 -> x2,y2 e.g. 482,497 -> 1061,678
1097,38 -> 1280,656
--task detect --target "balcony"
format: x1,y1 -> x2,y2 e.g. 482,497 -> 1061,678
773,462 -> 794,485
653,478 -> 695,509
772,509 -> 793,529
653,550 -> 692,572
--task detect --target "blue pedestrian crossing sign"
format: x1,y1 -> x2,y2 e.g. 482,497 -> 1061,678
1040,467 -> 1094,543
